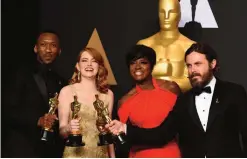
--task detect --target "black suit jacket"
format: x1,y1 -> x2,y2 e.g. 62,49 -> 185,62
127,79 -> 247,157
2,62 -> 67,158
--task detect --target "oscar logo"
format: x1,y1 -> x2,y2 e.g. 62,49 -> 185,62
41,93 -> 59,141
93,94 -> 126,145
65,95 -> 85,147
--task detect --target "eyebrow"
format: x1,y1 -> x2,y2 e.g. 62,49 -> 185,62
169,9 -> 177,12
39,40 -> 57,43
194,61 -> 202,64
186,61 -> 202,64
139,59 -> 148,62
81,57 -> 97,61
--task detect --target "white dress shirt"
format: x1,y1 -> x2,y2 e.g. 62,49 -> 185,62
195,76 -> 216,132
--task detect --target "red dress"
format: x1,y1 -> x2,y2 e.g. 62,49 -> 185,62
118,78 -> 181,158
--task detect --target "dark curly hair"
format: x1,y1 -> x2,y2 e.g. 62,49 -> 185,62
126,45 -> 156,71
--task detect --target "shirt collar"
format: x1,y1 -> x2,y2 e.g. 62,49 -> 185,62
205,76 -> 216,94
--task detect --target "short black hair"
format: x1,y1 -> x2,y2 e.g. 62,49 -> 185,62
185,43 -> 219,72
36,29 -> 60,44
126,45 -> 156,70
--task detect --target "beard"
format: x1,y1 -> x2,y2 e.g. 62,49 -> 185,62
189,69 -> 214,89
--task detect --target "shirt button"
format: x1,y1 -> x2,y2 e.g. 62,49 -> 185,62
203,110 -> 205,112
203,124 -> 206,126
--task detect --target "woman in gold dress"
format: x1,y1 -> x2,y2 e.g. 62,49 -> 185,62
58,48 -> 115,158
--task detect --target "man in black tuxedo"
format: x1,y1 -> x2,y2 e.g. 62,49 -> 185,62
106,43 -> 247,157
2,31 -> 66,157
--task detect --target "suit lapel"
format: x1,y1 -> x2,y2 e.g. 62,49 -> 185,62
188,93 -> 205,132
33,72 -> 48,103
206,80 -> 222,130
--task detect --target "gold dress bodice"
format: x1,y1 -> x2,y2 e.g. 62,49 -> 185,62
63,93 -> 108,158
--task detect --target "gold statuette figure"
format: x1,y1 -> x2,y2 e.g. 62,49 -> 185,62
137,0 -> 195,92
93,94 -> 126,146
65,95 -> 85,147
40,93 -> 59,141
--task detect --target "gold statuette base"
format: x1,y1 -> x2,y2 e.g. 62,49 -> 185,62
98,132 -> 113,146
65,134 -> 85,147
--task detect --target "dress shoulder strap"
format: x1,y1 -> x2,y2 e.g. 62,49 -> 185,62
135,78 -> 159,92
98,92 -> 108,105
152,78 -> 159,89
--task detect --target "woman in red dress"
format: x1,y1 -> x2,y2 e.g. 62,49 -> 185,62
107,45 -> 181,157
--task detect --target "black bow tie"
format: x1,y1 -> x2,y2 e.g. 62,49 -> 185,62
193,86 -> 211,96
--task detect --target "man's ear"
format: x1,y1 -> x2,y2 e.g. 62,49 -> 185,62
58,49 -> 61,56
34,45 -> 38,54
211,59 -> 217,69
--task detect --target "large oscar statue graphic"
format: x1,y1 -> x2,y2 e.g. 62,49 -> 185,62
41,93 -> 59,141
65,96 -> 85,147
93,94 -> 126,145
137,0 -> 195,92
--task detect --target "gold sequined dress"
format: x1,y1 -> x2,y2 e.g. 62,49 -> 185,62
63,90 -> 108,158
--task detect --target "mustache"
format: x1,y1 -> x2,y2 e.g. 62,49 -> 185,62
188,72 -> 201,79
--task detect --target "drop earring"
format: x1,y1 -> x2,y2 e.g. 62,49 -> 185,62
77,71 -> 81,81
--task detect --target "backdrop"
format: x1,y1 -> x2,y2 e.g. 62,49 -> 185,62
37,0 -> 247,113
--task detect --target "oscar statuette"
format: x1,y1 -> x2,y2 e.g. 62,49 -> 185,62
41,93 -> 59,141
65,95 -> 85,147
93,94 -> 126,146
